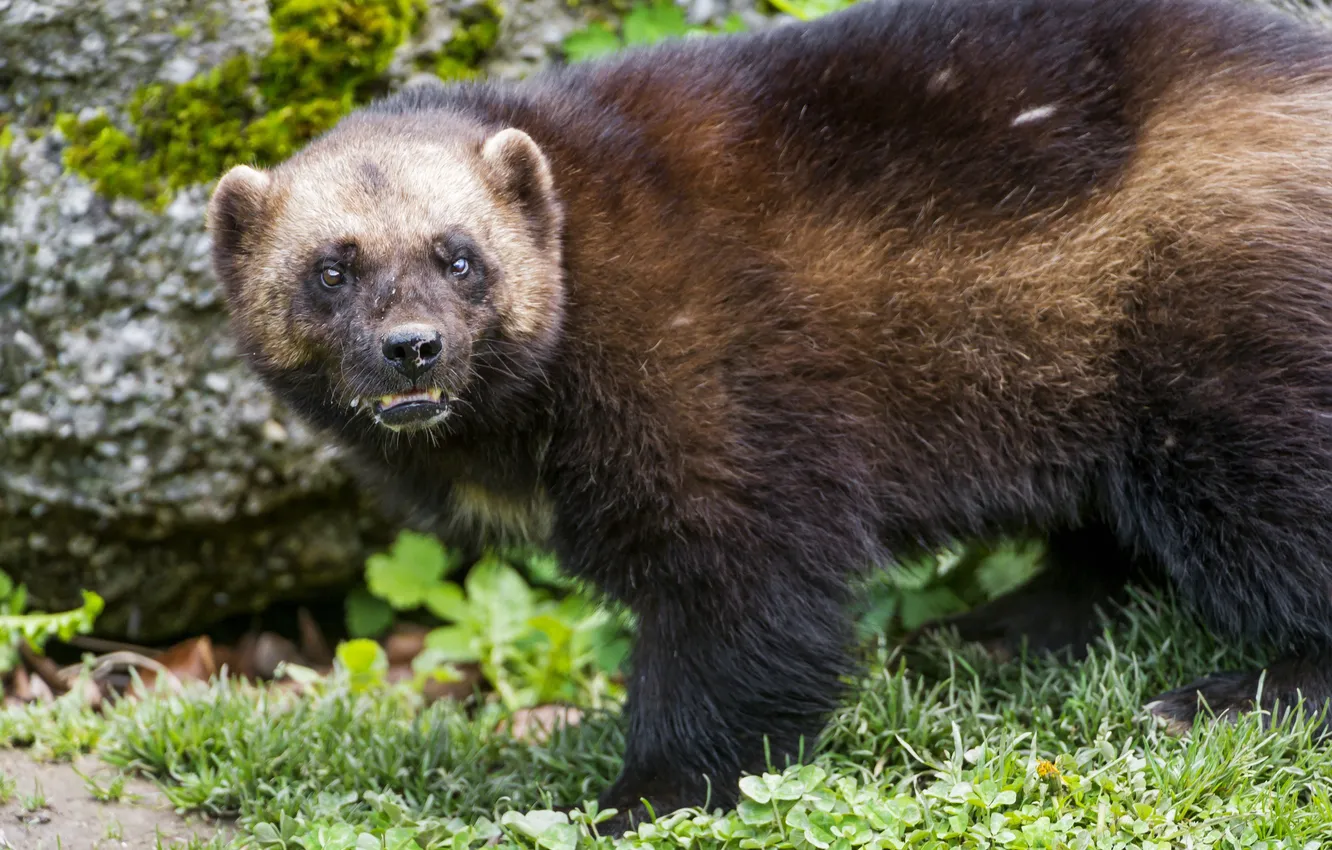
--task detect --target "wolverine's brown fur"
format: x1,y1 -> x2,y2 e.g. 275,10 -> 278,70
210,0 -> 1332,832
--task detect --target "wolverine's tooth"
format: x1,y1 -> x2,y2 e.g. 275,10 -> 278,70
428,388 -> 442,401
381,396 -> 395,405
351,398 -> 360,408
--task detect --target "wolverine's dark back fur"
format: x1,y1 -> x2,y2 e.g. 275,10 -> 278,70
371,0 -> 1329,219
211,0 -> 1332,828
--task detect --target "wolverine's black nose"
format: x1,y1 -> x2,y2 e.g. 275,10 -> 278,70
381,325 -> 444,379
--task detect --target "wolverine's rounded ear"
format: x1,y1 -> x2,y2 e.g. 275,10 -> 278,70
481,128 -> 563,246
207,165 -> 272,297
208,165 -> 271,237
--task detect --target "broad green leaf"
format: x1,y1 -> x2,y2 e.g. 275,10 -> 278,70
765,0 -> 856,21
527,613 -> 574,647
425,625 -> 481,663
871,798 -> 922,827
424,581 -> 468,622
623,0 -> 690,46
501,810 -> 570,840
974,541 -> 1044,598
466,557 -> 534,645
0,589 -> 103,658
365,532 -> 453,609
798,765 -> 828,790
335,638 -> 388,692
739,775 -> 773,804
522,550 -> 563,585
537,823 -> 579,850
785,806 -> 813,830
719,12 -> 747,32
252,823 -> 281,843
300,823 -> 359,850
898,587 -> 967,631
772,773 -> 808,801
345,587 -> 395,638
737,798 -> 776,826
383,828 -> 422,850
562,21 -> 622,62
410,648 -> 467,682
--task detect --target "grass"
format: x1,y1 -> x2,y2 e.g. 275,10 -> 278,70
19,778 -> 47,812
3,589 -> 1331,848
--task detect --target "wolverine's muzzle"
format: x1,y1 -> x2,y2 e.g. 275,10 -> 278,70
366,324 -> 454,431
382,324 -> 444,379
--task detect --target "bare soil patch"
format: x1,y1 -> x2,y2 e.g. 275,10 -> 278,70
0,749 -> 222,849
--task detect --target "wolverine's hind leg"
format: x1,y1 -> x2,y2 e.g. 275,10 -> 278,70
914,523 -> 1152,659
1135,495 -> 1332,737
1113,368 -> 1332,737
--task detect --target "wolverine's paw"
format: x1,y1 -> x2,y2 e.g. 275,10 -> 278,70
1145,671 -> 1268,735
594,778 -> 720,838
591,803 -> 652,839
1146,659 -> 1332,737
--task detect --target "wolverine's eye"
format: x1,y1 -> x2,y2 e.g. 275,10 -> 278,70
450,257 -> 470,278
320,266 -> 346,288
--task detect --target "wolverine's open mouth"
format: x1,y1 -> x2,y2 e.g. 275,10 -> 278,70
367,389 -> 451,431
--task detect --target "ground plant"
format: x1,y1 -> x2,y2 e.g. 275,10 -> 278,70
0,571 -> 103,678
5,590 -> 1331,848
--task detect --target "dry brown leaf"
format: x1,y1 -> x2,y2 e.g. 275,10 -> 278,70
141,636 -> 216,689
384,624 -> 429,666
297,608 -> 334,666
63,650 -> 173,691
28,672 -> 54,703
19,644 -> 69,696
10,666 -> 32,702
498,705 -> 584,744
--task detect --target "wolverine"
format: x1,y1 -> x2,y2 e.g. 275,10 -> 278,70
209,0 -> 1332,831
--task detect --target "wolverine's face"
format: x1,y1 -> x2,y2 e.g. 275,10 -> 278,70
206,113 -> 564,435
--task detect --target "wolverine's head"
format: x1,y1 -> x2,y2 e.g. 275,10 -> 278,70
206,109 -> 564,436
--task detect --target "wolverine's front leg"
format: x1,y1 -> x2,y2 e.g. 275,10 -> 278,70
594,549 -> 854,835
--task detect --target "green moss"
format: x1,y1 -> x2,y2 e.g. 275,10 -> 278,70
261,0 -> 424,101
429,0 -> 504,81
56,114 -> 160,204
57,0 -> 425,206
0,118 -> 18,210
243,98 -> 352,163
